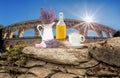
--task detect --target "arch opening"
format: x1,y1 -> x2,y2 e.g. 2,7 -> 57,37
52,28 -> 56,36
23,29 -> 35,37
13,30 -> 19,38
102,31 -> 107,38
87,30 -> 98,37
66,28 -> 78,36
109,33 -> 112,38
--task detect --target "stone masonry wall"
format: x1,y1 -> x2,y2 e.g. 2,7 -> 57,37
1,37 -> 120,78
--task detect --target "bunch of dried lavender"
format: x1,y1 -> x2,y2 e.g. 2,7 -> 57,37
40,8 -> 54,24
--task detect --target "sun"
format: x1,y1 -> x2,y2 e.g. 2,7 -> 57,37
83,16 -> 93,23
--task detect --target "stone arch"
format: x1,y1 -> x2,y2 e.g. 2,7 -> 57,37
67,28 -> 78,35
2,19 -> 116,39
109,33 -> 113,38
102,30 -> 112,38
22,29 -> 35,37
6,32 -> 10,39
87,30 -> 98,37
13,30 -> 19,38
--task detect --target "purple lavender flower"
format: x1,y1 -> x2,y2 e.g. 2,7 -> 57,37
40,8 -> 55,24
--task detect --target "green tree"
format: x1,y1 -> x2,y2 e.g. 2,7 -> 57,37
0,24 -> 4,29
113,30 -> 120,37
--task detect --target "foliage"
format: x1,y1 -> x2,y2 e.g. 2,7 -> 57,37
0,46 -> 29,74
0,24 -> 4,29
40,8 -> 54,24
113,30 -> 120,37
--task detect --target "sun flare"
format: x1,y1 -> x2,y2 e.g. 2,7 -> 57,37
83,16 -> 94,23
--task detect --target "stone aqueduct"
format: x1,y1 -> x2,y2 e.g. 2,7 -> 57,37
2,19 -> 115,39
2,19 -> 116,46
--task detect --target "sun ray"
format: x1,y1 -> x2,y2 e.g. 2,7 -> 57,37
83,23 -> 88,35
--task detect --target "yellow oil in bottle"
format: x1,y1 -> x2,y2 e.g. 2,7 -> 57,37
56,12 -> 66,40
56,25 -> 66,39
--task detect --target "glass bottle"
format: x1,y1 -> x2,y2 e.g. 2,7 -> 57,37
56,12 -> 66,40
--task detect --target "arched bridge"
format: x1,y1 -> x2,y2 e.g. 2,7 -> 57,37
2,19 -> 116,39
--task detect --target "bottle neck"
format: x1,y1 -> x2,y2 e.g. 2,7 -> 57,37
59,18 -> 64,22
57,12 -> 66,26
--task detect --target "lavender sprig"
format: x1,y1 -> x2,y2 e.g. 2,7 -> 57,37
40,8 -> 55,24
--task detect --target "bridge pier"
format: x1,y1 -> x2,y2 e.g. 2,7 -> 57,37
96,30 -> 103,38
34,28 -> 40,37
3,33 -> 7,39
18,29 -> 25,38
105,32 -> 110,38
9,32 -> 14,39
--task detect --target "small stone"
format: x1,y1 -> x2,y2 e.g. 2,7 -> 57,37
28,67 -> 54,78
51,72 -> 77,78
86,63 -> 120,76
58,66 -> 67,73
72,48 -> 90,63
75,59 -> 99,69
44,63 -> 58,70
25,60 -> 46,67
0,70 -> 7,73
3,67 -> 28,73
17,67 -> 29,73
66,67 -> 86,75
0,73 -> 12,78
17,74 -> 38,78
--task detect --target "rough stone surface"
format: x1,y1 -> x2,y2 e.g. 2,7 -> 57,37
1,38 -> 120,77
25,60 -> 46,67
51,72 -> 77,78
44,63 -> 59,70
17,67 -> 29,73
86,63 -> 120,77
0,73 -> 12,78
28,67 -> 54,78
75,59 -> 99,69
22,47 -> 89,65
89,37 -> 120,67
66,67 -> 86,75
17,74 -> 38,78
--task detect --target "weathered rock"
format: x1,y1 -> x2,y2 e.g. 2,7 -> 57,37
58,65 -> 67,73
3,67 -> 29,73
28,67 -> 54,78
51,72 -> 77,78
25,60 -> 46,67
89,37 -> 120,67
17,74 -> 38,78
22,47 -> 80,65
86,63 -> 120,76
0,73 -> 12,78
75,59 -> 99,69
44,63 -> 58,70
66,67 -> 86,75
68,48 -> 90,63
0,70 -> 6,73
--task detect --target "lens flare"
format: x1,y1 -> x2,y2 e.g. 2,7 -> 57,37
83,16 -> 93,23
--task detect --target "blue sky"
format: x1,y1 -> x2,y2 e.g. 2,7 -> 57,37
0,0 -> 120,36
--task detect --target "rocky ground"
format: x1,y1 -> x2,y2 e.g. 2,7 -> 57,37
0,37 -> 120,78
